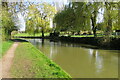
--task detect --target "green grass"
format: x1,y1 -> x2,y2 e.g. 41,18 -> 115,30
10,42 -> 71,78
14,33 -> 49,37
63,34 -> 120,38
14,32 -> 120,38
71,35 -> 94,37
1,41 -> 13,57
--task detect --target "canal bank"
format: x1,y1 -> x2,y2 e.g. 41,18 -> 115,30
55,36 -> 120,50
9,39 -> 71,78
14,36 -> 120,50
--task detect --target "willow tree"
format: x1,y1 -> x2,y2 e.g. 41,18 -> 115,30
26,2 -> 56,37
54,4 -> 76,33
72,2 -> 91,34
39,3 -> 56,37
54,2 -> 90,34
54,2 -> 103,36
26,4 -> 40,36
88,2 -> 102,37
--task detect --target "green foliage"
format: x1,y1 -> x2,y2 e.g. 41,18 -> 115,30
1,2 -> 19,40
26,4 -> 41,34
14,33 -> 49,37
26,3 -> 56,36
1,7 -> 16,40
54,4 -> 76,32
112,2 -> 120,30
54,2 -> 100,34
54,2 -> 119,38
104,2 -> 119,32
73,2 -> 91,31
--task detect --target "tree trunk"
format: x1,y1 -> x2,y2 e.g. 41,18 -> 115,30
107,19 -> 112,36
91,17 -> 97,37
8,30 -> 12,40
93,28 -> 97,37
77,31 -> 80,35
72,32 -> 74,35
41,28 -> 44,38
33,31 -> 35,37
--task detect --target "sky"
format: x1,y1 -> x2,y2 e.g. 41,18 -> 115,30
97,8 -> 104,23
16,12 -> 26,31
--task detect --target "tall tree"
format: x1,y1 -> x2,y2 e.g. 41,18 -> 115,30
104,2 -> 118,36
54,2 -> 93,35
72,2 -> 91,34
54,4 -> 76,32
39,3 -> 56,37
26,4 -> 40,35
26,2 -> 56,37
1,2 -> 17,40
89,2 -> 101,37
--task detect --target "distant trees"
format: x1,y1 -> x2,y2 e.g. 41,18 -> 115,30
54,2 -> 120,38
1,2 -> 28,40
54,2 -> 100,37
26,2 -> 56,37
73,2 -> 91,33
1,1 -> 119,40
1,2 -> 17,40
54,2 -> 91,34
88,2 -> 102,37
2,1 -> 56,40
26,4 -> 41,36
104,2 -> 118,37
118,2 -> 120,30
54,4 -> 76,32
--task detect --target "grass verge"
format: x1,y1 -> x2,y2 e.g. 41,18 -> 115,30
10,41 -> 71,78
14,33 -> 49,37
1,41 -> 13,58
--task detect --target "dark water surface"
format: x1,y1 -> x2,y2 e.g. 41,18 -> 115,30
28,39 -> 119,78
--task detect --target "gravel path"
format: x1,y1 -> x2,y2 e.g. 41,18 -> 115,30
0,42 -> 19,78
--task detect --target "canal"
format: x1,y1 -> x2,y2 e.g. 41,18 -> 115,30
28,39 -> 118,78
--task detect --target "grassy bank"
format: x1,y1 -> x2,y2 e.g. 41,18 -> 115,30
14,32 -> 120,38
1,41 -> 13,57
10,41 -> 71,78
14,33 -> 49,37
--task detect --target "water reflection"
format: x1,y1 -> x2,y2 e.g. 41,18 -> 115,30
90,50 -> 103,73
28,39 -> 118,78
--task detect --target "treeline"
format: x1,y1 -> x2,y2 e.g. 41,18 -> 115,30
54,2 -> 120,38
1,2 -> 28,40
1,2 -> 16,40
1,1 -> 120,41
1,2 -> 56,40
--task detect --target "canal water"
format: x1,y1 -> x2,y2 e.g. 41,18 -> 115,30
28,39 -> 118,78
